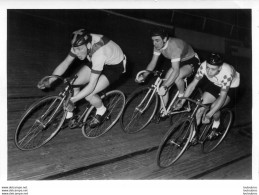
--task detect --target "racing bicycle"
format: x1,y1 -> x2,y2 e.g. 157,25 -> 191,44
15,75 -> 125,151
120,70 -> 201,133
156,96 -> 233,168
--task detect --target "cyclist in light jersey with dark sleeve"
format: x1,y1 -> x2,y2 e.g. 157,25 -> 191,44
176,53 -> 240,139
136,28 -> 200,121
37,29 -> 126,128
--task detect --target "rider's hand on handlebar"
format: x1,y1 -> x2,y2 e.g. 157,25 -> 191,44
158,86 -> 168,96
202,115 -> 211,124
135,72 -> 149,83
65,100 -> 75,112
174,99 -> 184,110
37,77 -> 51,89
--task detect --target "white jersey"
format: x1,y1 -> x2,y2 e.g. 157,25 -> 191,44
195,61 -> 240,91
70,34 -> 124,74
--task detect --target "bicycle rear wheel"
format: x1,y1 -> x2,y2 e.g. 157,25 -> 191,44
170,87 -> 202,125
189,87 -> 202,109
156,118 -> 194,168
202,108 -> 233,153
15,96 -> 66,151
120,86 -> 159,133
82,90 -> 125,138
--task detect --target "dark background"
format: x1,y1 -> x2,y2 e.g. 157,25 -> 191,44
7,9 -> 251,98
7,9 -> 252,122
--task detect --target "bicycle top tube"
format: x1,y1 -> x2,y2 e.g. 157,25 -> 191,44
136,70 -> 165,79
179,97 -> 209,110
42,75 -> 85,89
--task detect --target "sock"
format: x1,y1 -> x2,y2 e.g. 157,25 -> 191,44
178,93 -> 184,98
66,111 -> 74,119
96,104 -> 107,116
212,119 -> 220,129
191,129 -> 196,139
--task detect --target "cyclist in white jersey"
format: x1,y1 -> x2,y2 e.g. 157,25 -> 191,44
136,28 -> 200,121
37,29 -> 126,128
176,53 -> 240,139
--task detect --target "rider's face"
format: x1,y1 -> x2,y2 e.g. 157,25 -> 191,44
152,36 -> 166,50
72,44 -> 88,60
206,62 -> 221,77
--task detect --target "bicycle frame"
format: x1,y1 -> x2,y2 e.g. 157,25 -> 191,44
40,75 -> 90,128
179,97 -> 210,143
136,71 -> 191,117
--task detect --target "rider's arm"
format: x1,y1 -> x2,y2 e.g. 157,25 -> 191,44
70,53 -> 105,103
184,77 -> 199,97
136,54 -> 159,82
70,72 -> 99,103
206,88 -> 228,118
162,61 -> 180,87
146,54 -> 159,72
180,77 -> 200,104
50,54 -> 75,83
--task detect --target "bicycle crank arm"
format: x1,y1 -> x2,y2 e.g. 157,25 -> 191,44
36,119 -> 46,129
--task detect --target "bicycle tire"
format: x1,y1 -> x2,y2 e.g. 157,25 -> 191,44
82,90 -> 125,138
15,96 -> 66,151
170,87 -> 202,125
202,108 -> 233,153
156,117 -> 194,168
120,86 -> 159,134
190,88 -> 203,109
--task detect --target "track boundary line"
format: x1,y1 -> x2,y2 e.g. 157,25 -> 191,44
189,153 -> 252,179
41,146 -> 159,180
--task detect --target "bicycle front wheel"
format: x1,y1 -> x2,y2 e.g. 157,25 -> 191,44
156,118 -> 194,168
15,96 -> 66,151
82,90 -> 125,138
202,108 -> 233,153
120,86 -> 159,134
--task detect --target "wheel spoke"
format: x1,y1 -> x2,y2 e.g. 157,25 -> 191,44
157,118 -> 192,167
82,91 -> 125,138
202,109 -> 232,153
120,87 -> 158,133
15,96 -> 65,150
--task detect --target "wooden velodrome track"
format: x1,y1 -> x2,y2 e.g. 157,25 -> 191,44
7,10 -> 252,180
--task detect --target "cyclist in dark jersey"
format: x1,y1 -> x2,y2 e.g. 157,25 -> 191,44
37,29 -> 126,128
176,53 -> 240,139
136,28 -> 200,119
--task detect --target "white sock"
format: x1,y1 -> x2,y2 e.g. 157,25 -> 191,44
191,129 -> 196,139
96,104 -> 107,116
66,111 -> 74,119
212,120 -> 220,129
178,93 -> 184,98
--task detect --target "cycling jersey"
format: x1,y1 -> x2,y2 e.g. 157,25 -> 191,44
69,34 -> 125,74
195,61 -> 240,91
153,37 -> 196,63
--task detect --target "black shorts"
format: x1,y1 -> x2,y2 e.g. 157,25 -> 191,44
158,54 -> 200,77
199,76 -> 238,102
180,54 -> 200,76
102,60 -> 125,84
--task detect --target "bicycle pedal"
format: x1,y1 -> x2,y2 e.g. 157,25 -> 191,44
190,137 -> 198,145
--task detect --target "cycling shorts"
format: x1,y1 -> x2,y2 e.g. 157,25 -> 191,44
102,60 -> 125,84
199,76 -> 238,102
158,54 -> 200,77
180,54 -> 200,76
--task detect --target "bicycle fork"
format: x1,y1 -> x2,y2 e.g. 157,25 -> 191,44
135,87 -> 156,114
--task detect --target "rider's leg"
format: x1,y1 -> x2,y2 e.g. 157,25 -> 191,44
196,92 -> 216,126
85,74 -> 110,113
73,66 -> 91,95
161,68 -> 173,109
210,95 -> 230,128
66,66 -> 91,119
175,64 -> 194,96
